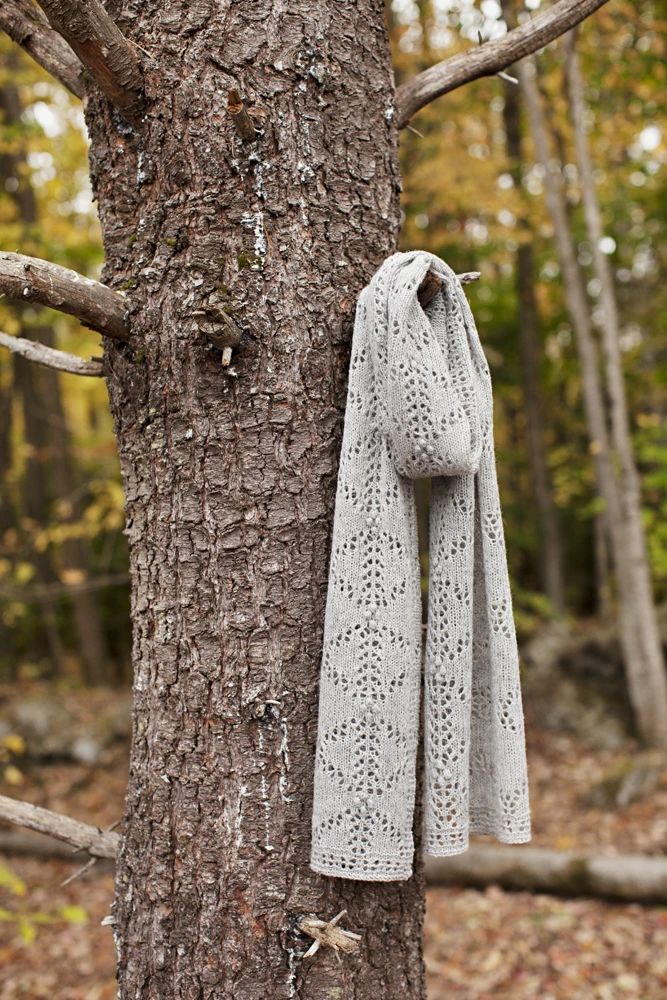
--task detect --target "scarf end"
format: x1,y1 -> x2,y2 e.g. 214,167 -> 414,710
310,849 -> 415,883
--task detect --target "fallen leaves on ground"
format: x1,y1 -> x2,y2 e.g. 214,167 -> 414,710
1,687 -> 666,998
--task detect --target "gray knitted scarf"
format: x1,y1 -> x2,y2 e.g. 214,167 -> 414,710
310,251 -> 531,882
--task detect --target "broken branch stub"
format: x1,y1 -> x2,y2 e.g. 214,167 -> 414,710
227,89 -> 258,143
193,305 -> 242,368
297,909 -> 361,960
418,269 -> 481,309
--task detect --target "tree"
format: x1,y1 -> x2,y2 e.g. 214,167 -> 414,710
0,61 -> 110,683
519,45 -> 667,746
0,1 -> 613,996
499,0 -> 565,612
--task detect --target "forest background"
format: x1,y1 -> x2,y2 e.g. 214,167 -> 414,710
0,2 -> 666,997
1,0 -> 665,688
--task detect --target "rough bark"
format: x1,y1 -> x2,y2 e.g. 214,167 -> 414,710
395,0 -> 610,127
520,58 -> 667,746
36,0 -> 144,122
82,1 -> 424,997
498,10 -> 565,612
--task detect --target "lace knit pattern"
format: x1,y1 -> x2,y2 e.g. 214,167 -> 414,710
310,251 -> 531,881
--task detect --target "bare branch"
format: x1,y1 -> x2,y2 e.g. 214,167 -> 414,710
394,0 -> 610,127
0,793 -> 120,860
0,330 -> 102,376
0,0 -> 84,98
35,0 -> 144,123
0,252 -> 128,341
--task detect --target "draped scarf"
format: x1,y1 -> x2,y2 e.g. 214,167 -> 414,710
310,251 -> 531,881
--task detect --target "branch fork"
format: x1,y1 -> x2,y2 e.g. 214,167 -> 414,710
395,0 -> 610,127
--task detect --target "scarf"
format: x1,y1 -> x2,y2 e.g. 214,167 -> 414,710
310,251 -> 531,882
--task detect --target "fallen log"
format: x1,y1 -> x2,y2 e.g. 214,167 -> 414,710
2,824 -> 666,905
425,844 -> 667,905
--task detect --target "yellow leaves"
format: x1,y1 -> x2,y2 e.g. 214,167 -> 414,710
0,865 -> 26,898
60,905 -> 88,925
1,731 -> 25,785
2,765 -> 23,787
2,733 -> 26,755
59,568 -> 86,586
637,412 -> 662,428
14,562 -> 34,586
53,498 -> 74,521
0,870 -> 89,946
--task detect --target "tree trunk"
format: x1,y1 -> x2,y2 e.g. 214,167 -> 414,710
0,70 -> 110,684
520,58 -> 667,746
84,2 -> 424,996
499,32 -> 565,613
564,31 -> 667,728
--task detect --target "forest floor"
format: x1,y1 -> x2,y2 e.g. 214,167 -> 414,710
0,688 -> 666,999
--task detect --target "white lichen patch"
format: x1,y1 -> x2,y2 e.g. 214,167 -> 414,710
240,209 -> 266,262
279,717 -> 292,803
297,162 -> 315,184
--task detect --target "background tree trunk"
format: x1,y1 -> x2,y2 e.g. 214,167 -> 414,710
83,1 -> 424,996
564,30 -> 667,731
0,70 -> 110,683
499,26 -> 565,613
520,57 -> 667,746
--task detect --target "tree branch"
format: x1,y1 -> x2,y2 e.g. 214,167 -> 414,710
0,252 -> 129,341
0,0 -> 84,98
394,0 -> 610,127
0,330 -> 102,376
35,0 -> 144,123
0,793 -> 120,860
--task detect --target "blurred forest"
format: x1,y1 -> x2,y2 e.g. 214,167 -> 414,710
0,2 -> 667,997
1,0 -> 666,692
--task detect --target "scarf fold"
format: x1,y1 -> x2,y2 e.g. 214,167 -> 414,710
310,251 -> 531,882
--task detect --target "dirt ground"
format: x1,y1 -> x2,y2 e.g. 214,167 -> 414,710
1,691 -> 666,999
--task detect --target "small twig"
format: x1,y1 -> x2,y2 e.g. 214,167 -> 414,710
298,909 -> 361,961
60,856 -> 96,887
477,32 -> 518,85
405,123 -> 425,138
227,89 -> 258,143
